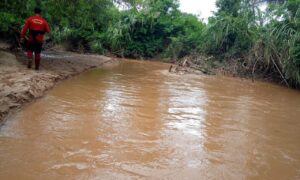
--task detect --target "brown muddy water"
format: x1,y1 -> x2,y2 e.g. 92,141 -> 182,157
1,60 -> 300,180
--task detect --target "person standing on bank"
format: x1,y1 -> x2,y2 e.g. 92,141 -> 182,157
20,7 -> 51,70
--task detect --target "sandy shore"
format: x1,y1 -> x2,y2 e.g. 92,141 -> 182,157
0,50 -> 115,125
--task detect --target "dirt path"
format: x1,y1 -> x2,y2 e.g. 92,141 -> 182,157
0,50 -> 116,125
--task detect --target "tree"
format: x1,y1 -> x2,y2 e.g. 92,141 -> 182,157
215,0 -> 241,17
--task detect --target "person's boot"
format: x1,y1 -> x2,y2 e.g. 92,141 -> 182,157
27,50 -> 33,69
27,59 -> 32,69
35,53 -> 41,70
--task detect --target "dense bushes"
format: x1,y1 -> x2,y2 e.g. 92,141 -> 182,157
201,0 -> 300,87
104,0 -> 205,58
255,0 -> 300,87
0,0 -> 117,52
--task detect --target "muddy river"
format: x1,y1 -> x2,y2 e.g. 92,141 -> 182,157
1,60 -> 300,179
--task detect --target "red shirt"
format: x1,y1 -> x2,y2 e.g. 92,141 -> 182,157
21,15 -> 51,43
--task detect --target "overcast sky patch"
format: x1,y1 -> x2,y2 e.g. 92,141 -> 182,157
179,0 -> 217,20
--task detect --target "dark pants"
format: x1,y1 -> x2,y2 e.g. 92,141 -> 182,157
27,41 -> 42,70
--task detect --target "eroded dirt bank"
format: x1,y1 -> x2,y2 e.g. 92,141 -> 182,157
0,50 -> 115,124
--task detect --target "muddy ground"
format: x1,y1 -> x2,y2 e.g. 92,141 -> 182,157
0,49 -> 116,125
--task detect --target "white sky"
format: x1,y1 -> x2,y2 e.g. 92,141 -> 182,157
179,0 -> 217,20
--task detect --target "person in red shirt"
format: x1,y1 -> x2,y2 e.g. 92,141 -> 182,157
21,7 -> 51,70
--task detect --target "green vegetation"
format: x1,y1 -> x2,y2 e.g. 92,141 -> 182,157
0,0 -> 299,87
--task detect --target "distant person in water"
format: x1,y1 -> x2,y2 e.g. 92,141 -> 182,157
20,7 -> 51,70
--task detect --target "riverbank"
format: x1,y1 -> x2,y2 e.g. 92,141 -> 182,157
169,54 -> 291,88
0,49 -> 116,125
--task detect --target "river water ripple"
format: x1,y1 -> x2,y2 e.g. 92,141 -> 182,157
1,60 -> 300,179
